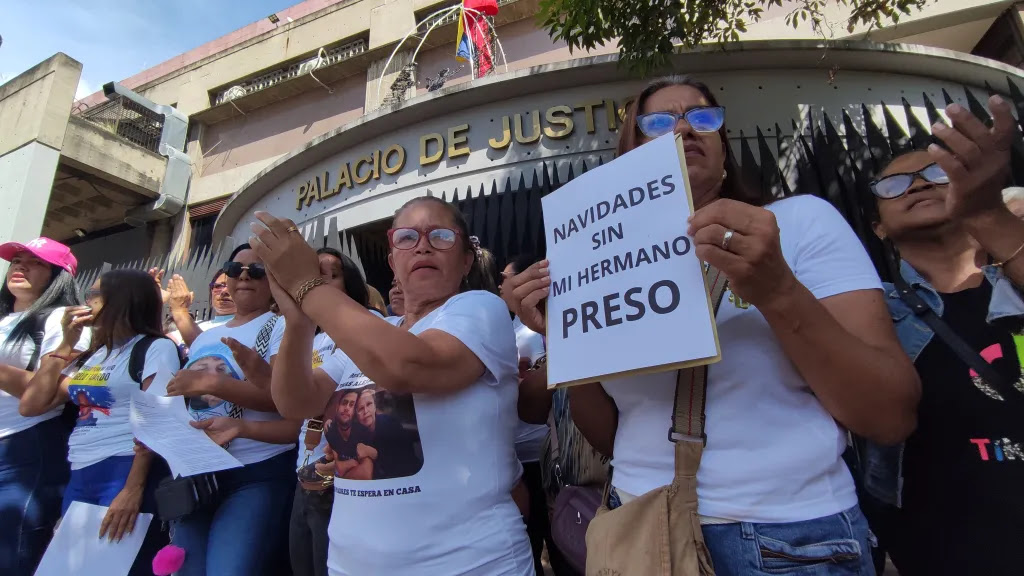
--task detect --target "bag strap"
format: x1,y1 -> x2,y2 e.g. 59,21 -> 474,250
669,265 -> 729,443
893,274 -> 1023,404
128,335 -> 161,386
254,315 -> 279,360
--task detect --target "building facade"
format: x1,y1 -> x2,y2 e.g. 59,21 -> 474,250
3,0 -> 1024,309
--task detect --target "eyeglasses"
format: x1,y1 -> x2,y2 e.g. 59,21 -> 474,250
222,262 -> 267,280
637,107 -> 725,138
387,227 -> 461,251
870,163 -> 949,199
84,289 -> 101,301
209,282 -> 228,292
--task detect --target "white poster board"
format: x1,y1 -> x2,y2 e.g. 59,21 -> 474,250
35,502 -> 153,576
542,133 -> 720,387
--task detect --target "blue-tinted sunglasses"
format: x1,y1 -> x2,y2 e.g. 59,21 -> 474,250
870,163 -> 949,199
637,107 -> 725,138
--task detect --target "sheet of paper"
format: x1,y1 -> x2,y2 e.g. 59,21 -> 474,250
130,387 -> 243,477
541,133 -> 720,387
34,501 -> 153,576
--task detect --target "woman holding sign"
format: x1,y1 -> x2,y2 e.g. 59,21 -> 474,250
506,76 -> 920,575
256,197 -> 533,576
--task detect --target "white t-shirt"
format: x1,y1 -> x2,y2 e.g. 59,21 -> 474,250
168,315 -> 233,348
186,312 -> 291,466
320,291 -> 533,576
512,318 -> 549,464
0,308 -> 90,438
602,195 -> 883,523
65,335 -> 181,470
296,331 -> 338,469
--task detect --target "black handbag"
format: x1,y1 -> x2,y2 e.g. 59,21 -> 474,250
155,473 -> 219,522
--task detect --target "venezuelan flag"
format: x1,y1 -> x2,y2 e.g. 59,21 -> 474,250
455,0 -> 498,76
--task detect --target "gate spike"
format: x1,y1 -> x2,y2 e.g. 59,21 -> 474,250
756,127 -> 782,199
881,102 -> 912,155
922,93 -> 943,127
326,218 -> 342,252
941,88 -> 956,107
963,87 -> 992,125
901,97 -> 932,150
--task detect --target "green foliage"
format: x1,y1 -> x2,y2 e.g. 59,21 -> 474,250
538,0 -> 930,76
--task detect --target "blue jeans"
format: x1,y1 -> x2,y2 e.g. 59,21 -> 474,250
701,505 -> 876,576
0,417 -> 70,576
172,450 -> 296,576
62,455 -> 168,576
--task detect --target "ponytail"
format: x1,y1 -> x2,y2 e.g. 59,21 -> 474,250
465,243 -> 499,295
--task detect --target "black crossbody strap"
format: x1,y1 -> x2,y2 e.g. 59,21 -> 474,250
669,265 -> 729,442
893,274 -> 1022,404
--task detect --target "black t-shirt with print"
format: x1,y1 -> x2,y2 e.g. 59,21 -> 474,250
894,281 -> 1024,576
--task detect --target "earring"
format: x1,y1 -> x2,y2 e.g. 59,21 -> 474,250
722,170 -> 728,181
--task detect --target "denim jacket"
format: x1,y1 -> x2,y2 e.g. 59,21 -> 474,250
861,260 -> 1024,507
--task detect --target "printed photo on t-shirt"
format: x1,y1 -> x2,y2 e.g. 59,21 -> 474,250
183,342 -> 243,421
324,372 -> 423,481
67,364 -> 115,428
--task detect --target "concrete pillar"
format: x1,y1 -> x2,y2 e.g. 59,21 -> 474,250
0,54 -> 81,254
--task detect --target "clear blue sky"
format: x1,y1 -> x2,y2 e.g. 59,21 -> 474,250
1,0 -> 297,99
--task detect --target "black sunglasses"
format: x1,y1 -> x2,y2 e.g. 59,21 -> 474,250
870,163 -> 949,199
222,262 -> 267,280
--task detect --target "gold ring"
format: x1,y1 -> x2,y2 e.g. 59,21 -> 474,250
286,226 -> 299,233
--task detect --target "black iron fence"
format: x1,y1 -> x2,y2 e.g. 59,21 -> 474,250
76,76 -> 1024,313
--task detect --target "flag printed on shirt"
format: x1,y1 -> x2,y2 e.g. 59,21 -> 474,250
67,366 -> 115,428
324,372 -> 423,481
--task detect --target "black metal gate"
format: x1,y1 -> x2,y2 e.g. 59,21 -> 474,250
77,77 -> 1024,313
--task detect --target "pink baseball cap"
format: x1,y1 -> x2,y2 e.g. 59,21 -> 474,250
0,237 -> 78,275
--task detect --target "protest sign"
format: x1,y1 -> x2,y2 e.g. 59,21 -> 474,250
542,133 -> 720,387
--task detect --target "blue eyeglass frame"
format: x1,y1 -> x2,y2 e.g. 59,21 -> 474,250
636,106 -> 726,138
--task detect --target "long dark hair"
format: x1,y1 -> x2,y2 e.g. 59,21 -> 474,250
316,247 -> 370,308
0,265 -> 81,349
618,75 -> 770,207
88,269 -> 165,358
392,196 -> 492,293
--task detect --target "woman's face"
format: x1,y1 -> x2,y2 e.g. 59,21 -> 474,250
210,273 -> 235,316
388,278 -> 405,315
319,254 -> 346,292
6,251 -> 52,303
357,390 -> 377,429
227,249 -> 273,314
189,356 -> 233,377
387,202 -> 474,304
873,151 -> 951,241
641,85 -> 726,208
85,278 -> 103,316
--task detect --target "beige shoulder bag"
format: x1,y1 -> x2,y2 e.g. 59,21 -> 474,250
584,266 -> 729,576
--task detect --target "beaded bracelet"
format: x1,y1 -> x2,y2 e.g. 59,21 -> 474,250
295,277 -> 328,306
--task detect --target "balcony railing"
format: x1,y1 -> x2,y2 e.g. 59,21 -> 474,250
79,94 -> 164,153
213,38 -> 367,106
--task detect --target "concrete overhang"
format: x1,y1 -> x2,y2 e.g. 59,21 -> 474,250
61,115 -> 165,198
212,39 -> 1024,243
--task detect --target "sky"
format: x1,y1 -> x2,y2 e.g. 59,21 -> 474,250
1,0 -> 297,99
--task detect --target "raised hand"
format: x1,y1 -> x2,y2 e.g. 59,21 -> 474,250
59,306 -> 93,354
147,268 -> 171,303
929,96 -> 1017,224
505,260 -> 550,335
248,213 -> 320,298
222,336 -> 272,383
688,198 -> 797,309
167,274 -> 194,312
